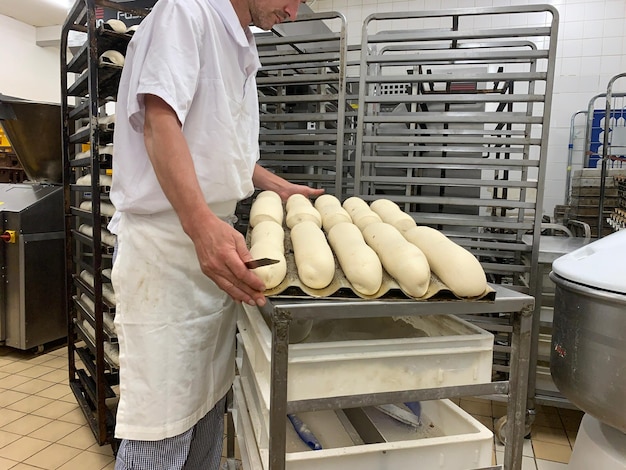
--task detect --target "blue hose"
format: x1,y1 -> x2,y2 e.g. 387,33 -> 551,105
287,414 -> 322,450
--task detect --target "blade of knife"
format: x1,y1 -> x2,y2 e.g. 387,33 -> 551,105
244,258 -> 280,269
375,404 -> 422,428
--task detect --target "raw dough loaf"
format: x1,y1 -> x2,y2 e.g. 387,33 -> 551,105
404,226 -> 487,297
370,199 -> 416,233
249,242 -> 287,289
362,222 -> 430,298
328,222 -> 382,295
250,220 -> 285,252
342,196 -> 370,217
314,194 -> 342,212
351,208 -> 382,231
249,220 -> 286,289
285,196 -> 322,229
290,221 -> 335,289
286,194 -> 311,212
250,191 -> 284,227
321,207 -> 352,232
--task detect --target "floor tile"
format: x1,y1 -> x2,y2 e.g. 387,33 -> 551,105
0,456 -> 19,469
0,436 -> 49,462
0,362 -> 33,375
56,450 -> 114,469
12,378 -> 54,395
1,415 -> 53,437
57,426 -> 97,450
495,451 -> 537,469
24,443 -> 82,470
0,389 -> 30,408
38,368 -> 69,384
15,365 -> 56,380
11,463 -> 52,469
0,374 -> 32,391
0,430 -> 21,449
532,440 -> 572,463
6,395 -> 53,414
0,409 -> 26,428
57,407 -> 89,426
533,412 -> 564,429
531,425 -> 571,446
31,401 -> 79,420
460,399 -> 492,416
41,356 -> 69,370
87,443 -> 115,457
29,420 -> 82,443
536,459 -> 569,470
37,383 -> 73,401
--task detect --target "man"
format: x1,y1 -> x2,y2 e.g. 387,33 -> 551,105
108,0 -> 320,468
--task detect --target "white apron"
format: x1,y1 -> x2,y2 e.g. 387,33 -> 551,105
111,203 -> 239,440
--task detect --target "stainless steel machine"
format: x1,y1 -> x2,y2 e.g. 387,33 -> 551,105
0,94 -> 66,350
550,229 -> 626,469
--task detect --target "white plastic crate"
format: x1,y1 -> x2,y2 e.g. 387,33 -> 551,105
233,374 -> 493,470
238,305 -> 494,409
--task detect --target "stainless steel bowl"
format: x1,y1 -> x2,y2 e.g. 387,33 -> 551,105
550,272 -> 626,433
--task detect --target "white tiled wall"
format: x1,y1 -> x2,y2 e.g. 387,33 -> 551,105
310,0 -> 626,218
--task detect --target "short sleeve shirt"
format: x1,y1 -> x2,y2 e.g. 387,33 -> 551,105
109,0 -> 262,215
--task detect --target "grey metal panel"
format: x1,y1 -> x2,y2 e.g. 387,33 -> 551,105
354,5 -> 558,292
0,184 -> 65,349
254,11 -> 348,199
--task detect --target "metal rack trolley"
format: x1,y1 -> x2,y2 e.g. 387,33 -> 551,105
60,0 -> 151,446
229,285 -> 534,470
598,72 -> 626,235
348,5 -> 558,440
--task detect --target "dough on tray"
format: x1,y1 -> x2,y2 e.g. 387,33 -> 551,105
328,222 -> 382,295
370,198 -> 416,233
404,226 -> 487,297
249,191 -> 284,227
362,222 -> 430,298
290,220 -> 335,289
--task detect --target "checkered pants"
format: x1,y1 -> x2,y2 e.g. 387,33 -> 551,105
114,395 -> 226,470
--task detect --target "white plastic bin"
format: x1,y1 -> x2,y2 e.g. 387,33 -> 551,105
238,304 -> 494,409
233,374 -> 494,470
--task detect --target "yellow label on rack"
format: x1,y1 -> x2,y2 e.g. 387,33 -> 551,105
0,128 -> 10,147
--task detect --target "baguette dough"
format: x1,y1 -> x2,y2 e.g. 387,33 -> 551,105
404,226 -> 487,297
370,199 -> 416,233
286,194 -> 322,228
321,207 -> 352,232
250,220 -> 285,251
250,191 -> 284,227
362,222 -> 430,297
328,222 -> 382,295
249,220 -> 286,289
351,209 -> 382,231
286,194 -> 311,212
342,196 -> 370,217
290,221 -> 335,289
314,194 -> 342,212
249,242 -> 287,289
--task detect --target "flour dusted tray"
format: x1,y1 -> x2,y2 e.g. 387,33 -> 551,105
247,227 -> 495,301
233,374 -> 493,470
238,304 -> 494,405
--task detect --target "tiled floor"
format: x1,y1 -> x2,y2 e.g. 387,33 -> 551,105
0,343 -> 583,469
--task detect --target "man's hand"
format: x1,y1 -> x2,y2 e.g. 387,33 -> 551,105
187,213 -> 267,307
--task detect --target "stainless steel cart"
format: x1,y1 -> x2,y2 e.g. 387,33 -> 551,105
229,285 -> 533,470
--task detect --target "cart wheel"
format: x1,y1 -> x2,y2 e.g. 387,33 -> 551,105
495,416 -> 508,445
494,415 -> 533,445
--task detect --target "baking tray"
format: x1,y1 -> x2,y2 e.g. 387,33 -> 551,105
247,226 -> 495,301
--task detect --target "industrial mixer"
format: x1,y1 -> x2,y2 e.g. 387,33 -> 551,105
550,229 -> 626,469
0,94 -> 66,350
